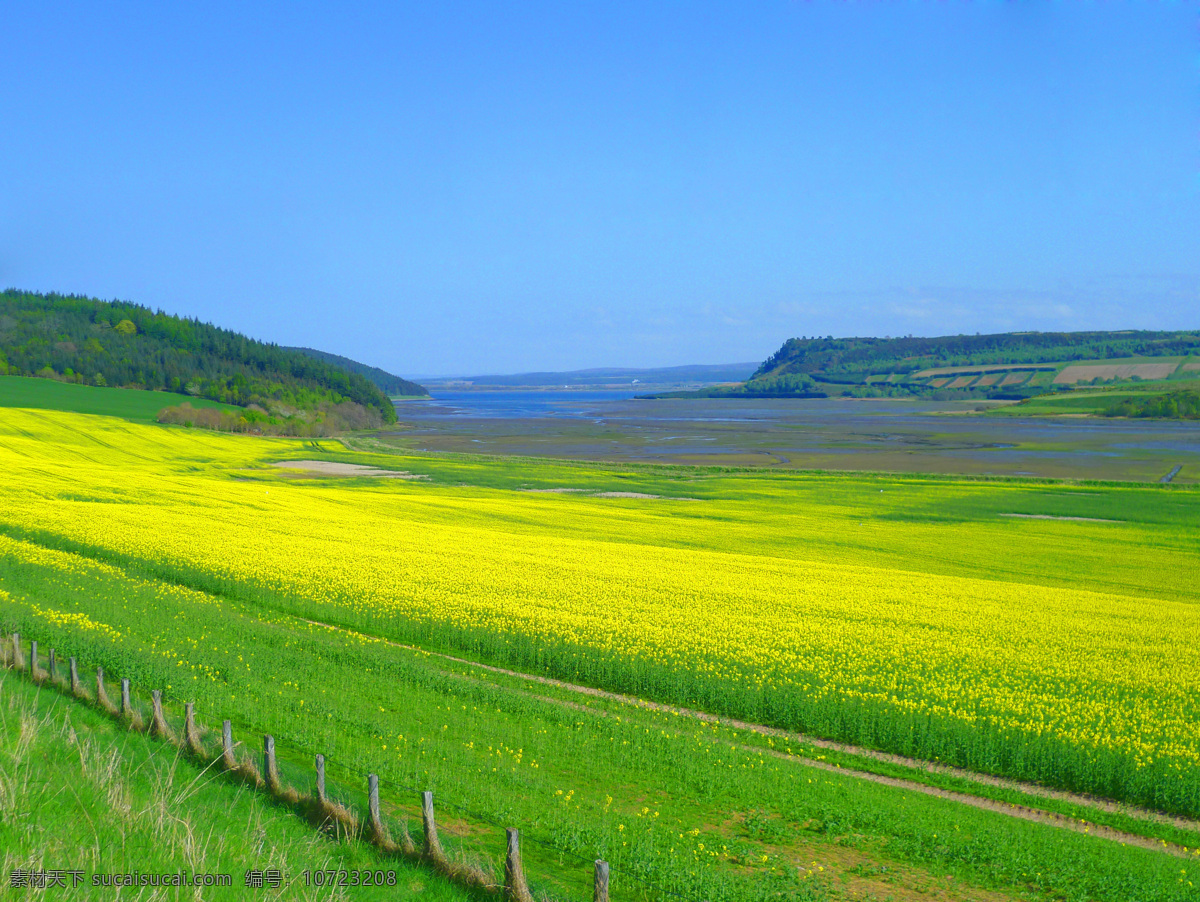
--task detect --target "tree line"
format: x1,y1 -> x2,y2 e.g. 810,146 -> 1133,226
283,346 -> 427,397
1104,390 -> 1200,420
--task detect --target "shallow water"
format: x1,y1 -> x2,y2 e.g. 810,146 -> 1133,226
389,391 -> 1200,482
398,389 -> 644,419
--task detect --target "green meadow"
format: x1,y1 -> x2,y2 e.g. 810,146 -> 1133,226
0,375 -> 236,422
0,674 -> 470,901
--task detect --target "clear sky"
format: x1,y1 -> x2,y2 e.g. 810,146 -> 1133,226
2,2 -> 1197,376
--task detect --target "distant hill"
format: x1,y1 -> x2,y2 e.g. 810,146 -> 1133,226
425,362 -> 759,389
0,290 -> 398,428
284,346 -> 427,397
666,330 -> 1200,400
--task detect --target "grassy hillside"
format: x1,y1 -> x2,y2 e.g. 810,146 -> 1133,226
0,289 -> 398,429
0,375 -> 238,422
286,346 -> 428,397
0,673 -> 469,901
709,330 -> 1200,400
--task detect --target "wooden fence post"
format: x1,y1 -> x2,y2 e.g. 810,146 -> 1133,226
11,634 -> 21,670
505,828 -> 533,902
264,735 -> 278,791
29,640 -> 37,677
150,689 -> 171,739
421,791 -> 446,861
47,649 -> 56,681
594,860 -> 610,902
96,666 -> 114,712
69,657 -> 80,694
222,721 -> 235,770
315,754 -> 326,804
121,679 -> 131,717
368,774 -> 386,842
184,702 -> 203,755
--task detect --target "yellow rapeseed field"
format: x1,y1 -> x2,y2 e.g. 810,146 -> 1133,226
0,406 -> 1197,810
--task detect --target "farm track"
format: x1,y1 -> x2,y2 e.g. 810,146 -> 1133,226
301,616 -> 1200,859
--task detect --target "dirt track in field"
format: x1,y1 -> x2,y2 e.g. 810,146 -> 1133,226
301,617 -> 1200,859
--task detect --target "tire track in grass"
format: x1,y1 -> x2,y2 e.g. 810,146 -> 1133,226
297,617 -> 1200,859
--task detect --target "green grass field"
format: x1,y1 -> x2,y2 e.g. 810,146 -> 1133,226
989,378 -> 1200,417
0,674 -> 470,901
0,375 -> 236,423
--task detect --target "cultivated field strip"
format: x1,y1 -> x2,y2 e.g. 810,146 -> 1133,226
299,613 -> 1200,856
5,569 -> 1198,901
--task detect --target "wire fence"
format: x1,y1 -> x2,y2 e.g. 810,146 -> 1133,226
0,632 -> 704,902
326,760 -> 695,902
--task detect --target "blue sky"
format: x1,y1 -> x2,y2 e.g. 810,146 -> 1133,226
2,2 -> 1197,376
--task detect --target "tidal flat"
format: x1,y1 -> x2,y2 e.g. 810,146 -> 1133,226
385,392 -> 1200,483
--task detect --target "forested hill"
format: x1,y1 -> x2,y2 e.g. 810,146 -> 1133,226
0,290 -> 397,424
284,346 -> 427,397
756,330 -> 1200,380
715,329 -> 1200,400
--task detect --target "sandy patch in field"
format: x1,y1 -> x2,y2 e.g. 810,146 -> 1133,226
973,374 -> 1000,387
1000,372 -> 1028,385
595,491 -> 700,501
1183,362 -> 1200,372
1053,363 -> 1177,384
1000,513 -> 1121,523
520,487 -> 698,500
269,460 -> 428,479
928,378 -> 951,388
946,376 -> 975,389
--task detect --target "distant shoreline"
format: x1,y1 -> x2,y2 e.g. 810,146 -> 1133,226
419,383 -> 735,393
